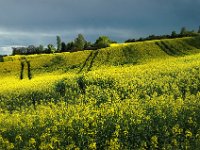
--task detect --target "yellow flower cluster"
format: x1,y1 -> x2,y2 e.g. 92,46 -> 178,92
0,36 -> 200,149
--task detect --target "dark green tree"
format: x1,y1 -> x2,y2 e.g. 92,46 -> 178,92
84,41 -> 92,50
180,27 -> 187,35
27,45 -> 36,54
47,44 -> 56,53
94,36 -> 111,49
61,42 -> 67,52
38,45 -> 44,53
66,42 -> 75,52
74,34 -> 86,51
56,36 -> 62,52
171,31 -> 177,38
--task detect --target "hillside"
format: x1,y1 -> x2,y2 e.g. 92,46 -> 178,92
1,36 -> 200,77
1,36 -> 200,149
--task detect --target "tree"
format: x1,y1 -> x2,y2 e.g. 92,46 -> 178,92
84,41 -> 93,50
12,47 -> 27,55
94,36 -> 111,49
180,27 -> 187,35
171,31 -> 177,38
74,34 -> 86,51
38,45 -> 44,53
125,39 -> 136,43
61,42 -> 67,52
66,41 -> 75,52
47,44 -> 56,53
27,45 -> 37,54
56,36 -> 62,52
198,26 -> 200,33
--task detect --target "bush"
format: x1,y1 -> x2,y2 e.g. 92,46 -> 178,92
94,36 -> 111,49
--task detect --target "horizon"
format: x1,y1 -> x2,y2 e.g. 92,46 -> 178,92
1,0 -> 200,55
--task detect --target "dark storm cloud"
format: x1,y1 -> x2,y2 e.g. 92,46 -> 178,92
0,0 -> 200,54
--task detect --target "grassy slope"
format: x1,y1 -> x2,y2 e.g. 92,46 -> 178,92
1,36 -> 200,77
0,36 -> 200,97
1,36 -> 200,149
0,36 -> 200,105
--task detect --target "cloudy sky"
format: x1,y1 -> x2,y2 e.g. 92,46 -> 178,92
0,0 -> 200,55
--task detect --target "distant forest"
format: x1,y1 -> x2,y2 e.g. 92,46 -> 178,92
4,26 -> 200,56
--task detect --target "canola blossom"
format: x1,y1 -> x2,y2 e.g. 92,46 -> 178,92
0,37 -> 200,149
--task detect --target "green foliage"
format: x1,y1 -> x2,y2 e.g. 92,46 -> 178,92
94,36 -> 111,49
47,44 -> 56,54
56,36 -> 62,51
180,27 -> 187,35
12,45 -> 46,55
126,26 -> 199,43
171,31 -> 177,37
38,45 -> 44,52
61,42 -> 67,52
11,26 -> 200,56
66,41 -> 75,52
74,34 -> 86,51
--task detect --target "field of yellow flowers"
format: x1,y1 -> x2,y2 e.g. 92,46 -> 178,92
1,37 -> 200,149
